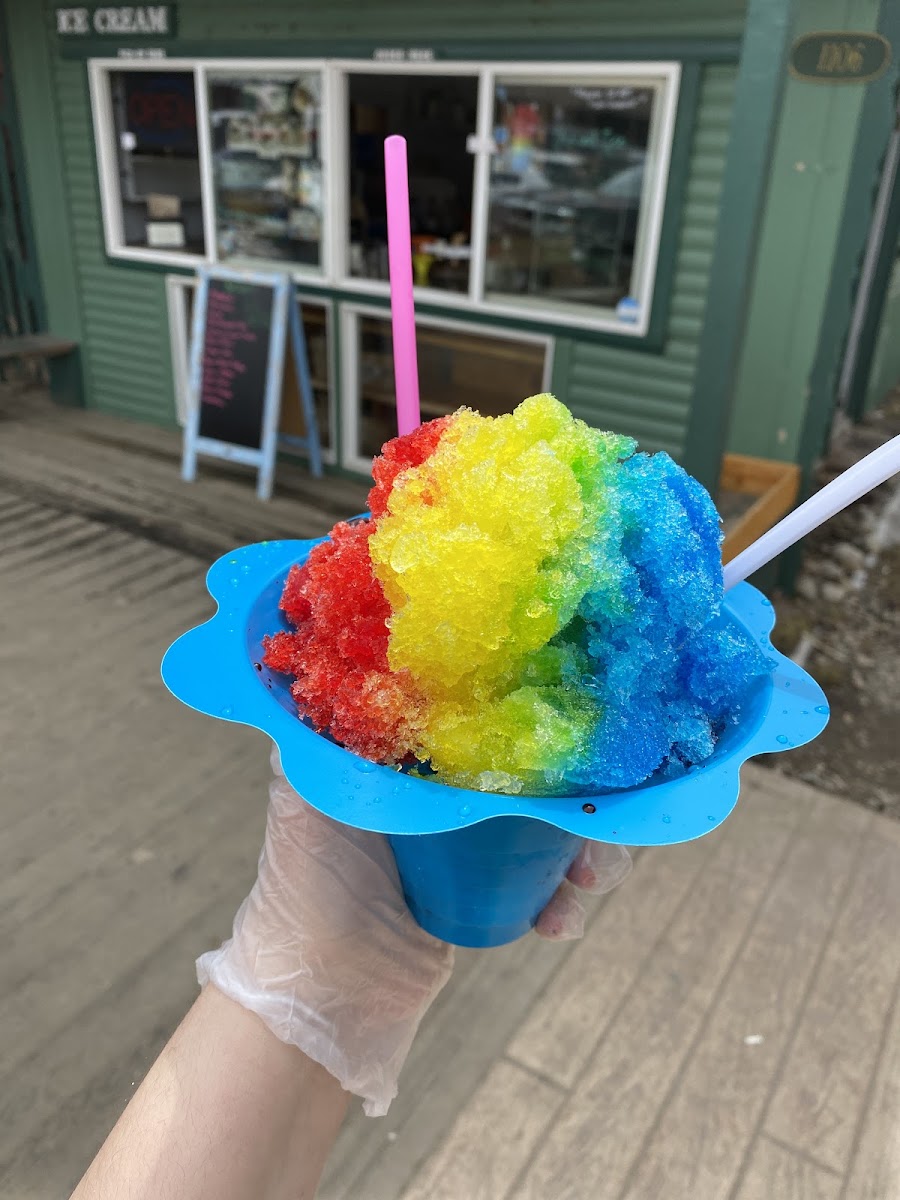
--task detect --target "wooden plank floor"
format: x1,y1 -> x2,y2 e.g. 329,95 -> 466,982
2,392 -> 900,1199
0,387 -> 370,558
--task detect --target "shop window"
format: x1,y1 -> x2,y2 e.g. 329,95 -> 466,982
485,76 -> 670,323
91,59 -> 678,336
348,308 -> 547,464
94,68 -> 205,258
208,71 -> 324,270
347,74 -> 477,293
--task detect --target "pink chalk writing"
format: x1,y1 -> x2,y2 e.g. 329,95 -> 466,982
200,286 -> 261,412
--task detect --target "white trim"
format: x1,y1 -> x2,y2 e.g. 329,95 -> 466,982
295,290 -> 338,464
468,65 -> 494,305
164,271 -> 338,464
339,302 -> 362,473
88,59 -> 211,263
337,275 -> 477,311
324,64 -> 348,281
88,59 -> 122,258
484,60 -> 682,80
329,58 -> 491,76
542,334 -> 556,393
210,253 -> 325,283
89,56 -> 207,71
193,58 -> 327,73
102,245 -> 207,269
340,300 -> 554,474
203,61 -> 329,275
325,273 -> 652,336
193,64 -> 217,263
88,57 -> 328,72
479,61 -> 682,339
626,63 -> 681,336
165,273 -> 192,425
332,58 -> 680,337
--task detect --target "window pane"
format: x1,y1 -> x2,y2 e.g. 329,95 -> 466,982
355,314 -> 545,459
209,73 -> 323,268
486,80 -> 656,316
109,70 -> 204,254
348,75 -> 477,293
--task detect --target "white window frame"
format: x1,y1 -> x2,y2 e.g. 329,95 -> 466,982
201,58 -> 329,278
330,59 -> 680,338
165,271 -> 338,464
477,62 -> 680,337
88,58 -> 214,268
340,301 -> 554,474
90,57 -> 680,339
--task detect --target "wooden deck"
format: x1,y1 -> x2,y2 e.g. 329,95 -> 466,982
0,387 -> 370,557
2,389 -> 900,1199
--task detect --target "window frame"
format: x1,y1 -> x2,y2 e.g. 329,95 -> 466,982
88,58 -> 214,268
340,299 -> 554,474
201,58 -> 330,278
89,56 -> 681,339
330,59 -> 680,337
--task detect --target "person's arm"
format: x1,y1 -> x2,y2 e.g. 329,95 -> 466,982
71,748 -> 631,1199
72,984 -> 349,1200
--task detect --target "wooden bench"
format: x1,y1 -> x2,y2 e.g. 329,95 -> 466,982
0,334 -> 77,365
720,452 -> 801,564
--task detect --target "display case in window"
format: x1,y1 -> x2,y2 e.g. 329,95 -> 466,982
208,72 -> 324,268
353,312 -> 546,459
347,73 -> 477,293
108,70 -> 205,255
486,80 -> 659,317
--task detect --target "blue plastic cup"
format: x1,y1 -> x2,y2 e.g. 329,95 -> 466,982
388,817 -> 583,948
161,540 -> 830,952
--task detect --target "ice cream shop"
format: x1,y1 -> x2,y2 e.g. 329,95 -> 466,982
2,0 -> 898,511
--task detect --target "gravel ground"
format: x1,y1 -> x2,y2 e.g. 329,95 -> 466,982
765,391 -> 900,818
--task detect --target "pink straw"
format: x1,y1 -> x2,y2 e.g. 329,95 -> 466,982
384,135 -> 421,436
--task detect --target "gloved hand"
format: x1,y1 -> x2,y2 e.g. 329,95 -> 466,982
198,748 -> 631,1116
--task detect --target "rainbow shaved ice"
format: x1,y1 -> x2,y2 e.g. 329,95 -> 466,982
264,393 -> 768,795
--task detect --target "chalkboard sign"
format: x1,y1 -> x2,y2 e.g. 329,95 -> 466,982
181,267 -> 322,499
198,278 -> 274,449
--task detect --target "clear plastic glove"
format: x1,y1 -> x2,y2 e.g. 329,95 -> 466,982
198,749 -> 631,1116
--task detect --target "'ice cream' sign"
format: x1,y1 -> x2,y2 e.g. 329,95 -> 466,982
55,6 -> 175,36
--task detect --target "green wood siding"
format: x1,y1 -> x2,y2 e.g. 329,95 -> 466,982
557,65 -> 736,457
726,0 -> 882,463
51,51 -> 177,425
175,0 -> 746,44
2,4 -> 81,344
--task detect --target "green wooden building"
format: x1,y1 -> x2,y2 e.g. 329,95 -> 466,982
1,0 -> 898,501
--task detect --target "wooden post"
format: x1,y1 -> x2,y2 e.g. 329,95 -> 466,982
682,0 -> 797,491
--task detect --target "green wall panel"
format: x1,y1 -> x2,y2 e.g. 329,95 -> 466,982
3,3 -> 82,345
175,0 -> 746,43
50,55 -> 177,425
727,0 -> 881,462
560,65 -> 736,458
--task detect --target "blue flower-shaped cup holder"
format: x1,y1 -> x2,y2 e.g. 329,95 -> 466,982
162,540 -> 829,947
